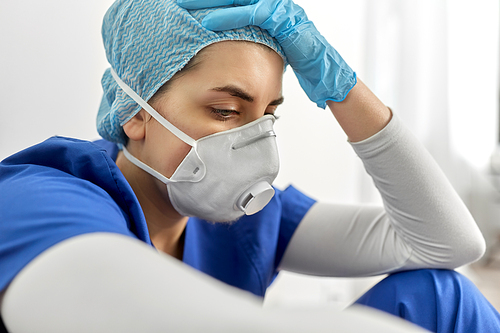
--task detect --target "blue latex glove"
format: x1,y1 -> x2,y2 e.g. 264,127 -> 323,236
177,0 -> 357,108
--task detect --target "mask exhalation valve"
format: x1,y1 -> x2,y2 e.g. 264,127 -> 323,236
237,181 -> 275,215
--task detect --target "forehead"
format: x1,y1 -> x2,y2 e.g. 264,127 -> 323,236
198,40 -> 284,65
189,41 -> 285,78
171,41 -> 284,96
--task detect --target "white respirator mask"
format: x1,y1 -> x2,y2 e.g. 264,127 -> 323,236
111,69 -> 280,222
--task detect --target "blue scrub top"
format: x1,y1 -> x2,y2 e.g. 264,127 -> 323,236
0,137 -> 315,297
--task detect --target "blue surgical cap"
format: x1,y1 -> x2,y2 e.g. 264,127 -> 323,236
97,0 -> 287,145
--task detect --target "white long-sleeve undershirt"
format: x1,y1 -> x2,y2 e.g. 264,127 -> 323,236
280,113 -> 485,277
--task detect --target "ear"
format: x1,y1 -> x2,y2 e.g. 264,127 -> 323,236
122,109 -> 148,141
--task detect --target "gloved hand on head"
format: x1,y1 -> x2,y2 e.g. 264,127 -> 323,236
177,0 -> 357,108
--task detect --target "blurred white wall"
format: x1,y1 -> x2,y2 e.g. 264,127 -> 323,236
0,0 -> 115,160
1,0 -> 499,309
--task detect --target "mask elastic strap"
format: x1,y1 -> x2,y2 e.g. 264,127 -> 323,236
122,146 -> 175,184
110,68 -> 196,148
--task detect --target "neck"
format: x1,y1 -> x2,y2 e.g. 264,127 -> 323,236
144,205 -> 188,260
116,151 -> 188,260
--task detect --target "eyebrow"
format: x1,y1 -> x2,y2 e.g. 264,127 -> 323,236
210,85 -> 284,106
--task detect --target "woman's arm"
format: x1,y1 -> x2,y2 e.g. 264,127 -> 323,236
326,79 -> 391,142
279,97 -> 485,276
1,233 -> 427,332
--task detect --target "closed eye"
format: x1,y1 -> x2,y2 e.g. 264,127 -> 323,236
211,108 -> 240,121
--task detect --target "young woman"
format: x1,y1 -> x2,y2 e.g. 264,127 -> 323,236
1,0 -> 498,332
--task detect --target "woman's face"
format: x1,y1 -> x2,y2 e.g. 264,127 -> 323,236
124,40 -> 284,180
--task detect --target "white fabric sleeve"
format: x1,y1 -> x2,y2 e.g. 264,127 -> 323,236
0,233 -> 428,333
279,113 -> 485,277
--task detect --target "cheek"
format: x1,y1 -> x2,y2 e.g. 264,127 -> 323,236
145,122 -> 193,178
163,141 -> 192,178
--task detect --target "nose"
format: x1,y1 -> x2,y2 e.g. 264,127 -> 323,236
232,129 -> 276,150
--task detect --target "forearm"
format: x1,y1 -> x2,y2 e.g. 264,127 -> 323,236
327,79 -> 391,143
1,233 -> 427,332
1,234 -> 261,332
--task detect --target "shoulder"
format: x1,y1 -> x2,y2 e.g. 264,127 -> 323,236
2,136 -> 116,177
0,136 -> 134,229
0,136 -> 148,240
0,137 -> 144,292
2,136 -> 122,191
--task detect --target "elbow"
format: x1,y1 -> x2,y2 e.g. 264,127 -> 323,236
448,229 -> 486,269
465,232 -> 486,264
422,225 -> 487,270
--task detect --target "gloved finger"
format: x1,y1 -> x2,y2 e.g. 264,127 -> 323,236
201,5 -> 259,31
177,0 -> 259,10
